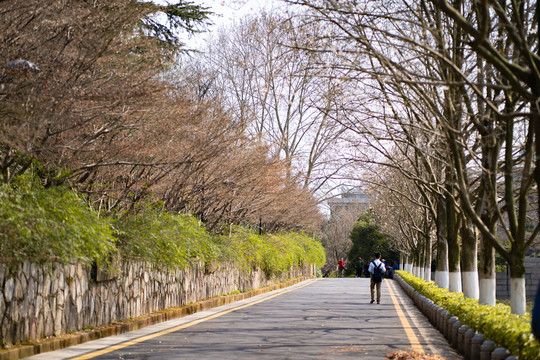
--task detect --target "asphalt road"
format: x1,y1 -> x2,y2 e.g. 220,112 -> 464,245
26,278 -> 462,360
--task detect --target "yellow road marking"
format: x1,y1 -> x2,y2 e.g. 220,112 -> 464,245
387,281 -> 424,353
72,279 -> 320,360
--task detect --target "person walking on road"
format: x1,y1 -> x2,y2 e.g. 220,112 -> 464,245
356,257 -> 364,278
369,252 -> 386,304
337,258 -> 346,278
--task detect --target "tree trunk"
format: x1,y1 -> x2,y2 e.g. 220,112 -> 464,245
424,229 -> 432,282
406,255 -> 413,273
435,195 -> 449,288
419,238 -> 426,280
509,253 -> 527,314
414,249 -> 421,278
479,234 -> 496,305
447,181 -> 461,292
461,218 -> 479,299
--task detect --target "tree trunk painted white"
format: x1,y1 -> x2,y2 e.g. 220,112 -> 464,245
406,263 -> 413,273
510,277 -> 526,315
478,235 -> 496,305
424,266 -> 431,282
435,270 -> 449,289
462,271 -> 479,299
460,219 -> 479,299
435,195 -> 449,289
449,271 -> 462,293
479,277 -> 496,305
419,267 -> 424,280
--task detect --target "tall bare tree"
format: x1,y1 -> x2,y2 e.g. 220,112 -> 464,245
200,12 -> 353,198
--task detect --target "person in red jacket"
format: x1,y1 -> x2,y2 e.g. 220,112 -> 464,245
337,258 -> 346,278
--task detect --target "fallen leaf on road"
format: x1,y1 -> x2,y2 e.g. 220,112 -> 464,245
386,350 -> 449,360
323,346 -> 366,354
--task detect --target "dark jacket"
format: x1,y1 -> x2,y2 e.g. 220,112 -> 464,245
533,279 -> 540,340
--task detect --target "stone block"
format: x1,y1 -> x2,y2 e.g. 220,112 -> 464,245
27,279 -> 35,302
458,324 -> 468,354
42,272 -> 51,298
45,311 -> 53,336
480,340 -> 495,360
22,262 -> 30,275
491,347 -> 510,360
452,320 -> 461,348
0,301 -> 5,338
30,263 -> 38,280
35,295 -> 43,318
4,278 -> 15,302
464,328 -> 475,360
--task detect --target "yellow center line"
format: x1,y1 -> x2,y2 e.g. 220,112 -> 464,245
72,279 -> 320,360
387,280 -> 424,353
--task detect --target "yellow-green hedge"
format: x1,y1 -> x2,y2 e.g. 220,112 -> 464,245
397,271 -> 539,360
1,176 -> 326,276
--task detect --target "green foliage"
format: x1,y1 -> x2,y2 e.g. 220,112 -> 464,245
114,208 -> 219,269
397,271 -> 540,360
219,227 -> 325,277
0,175 -> 115,267
266,232 -> 326,275
0,174 -> 325,277
220,226 -> 268,270
346,213 -> 398,274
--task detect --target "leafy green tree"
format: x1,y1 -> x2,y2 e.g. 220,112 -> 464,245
346,213 -> 398,275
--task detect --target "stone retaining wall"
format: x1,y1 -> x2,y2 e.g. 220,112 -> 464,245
0,261 -> 315,345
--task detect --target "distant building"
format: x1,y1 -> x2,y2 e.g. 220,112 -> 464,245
327,187 -> 370,218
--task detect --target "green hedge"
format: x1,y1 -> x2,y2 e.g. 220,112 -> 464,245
0,176 -> 326,276
215,226 -> 325,277
0,176 -> 116,267
114,209 -> 220,269
397,271 -> 540,360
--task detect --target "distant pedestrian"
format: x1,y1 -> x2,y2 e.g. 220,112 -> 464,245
369,252 -> 386,304
337,258 -> 346,278
390,261 -> 399,279
382,259 -> 388,278
356,257 -> 364,277
533,279 -> 540,340
363,263 -> 369,278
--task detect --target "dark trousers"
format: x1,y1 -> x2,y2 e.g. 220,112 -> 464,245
370,278 -> 382,302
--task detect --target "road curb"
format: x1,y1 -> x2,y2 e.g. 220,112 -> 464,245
0,277 -> 313,360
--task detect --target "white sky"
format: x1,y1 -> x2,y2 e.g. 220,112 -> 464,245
183,0 -> 284,48
201,0 -> 281,23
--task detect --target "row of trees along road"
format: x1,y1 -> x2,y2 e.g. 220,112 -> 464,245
283,0 -> 540,314
0,1 -> 324,238
4,0 -> 540,315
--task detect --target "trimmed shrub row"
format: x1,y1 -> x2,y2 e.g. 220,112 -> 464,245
0,175 -> 326,275
396,271 -> 539,360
